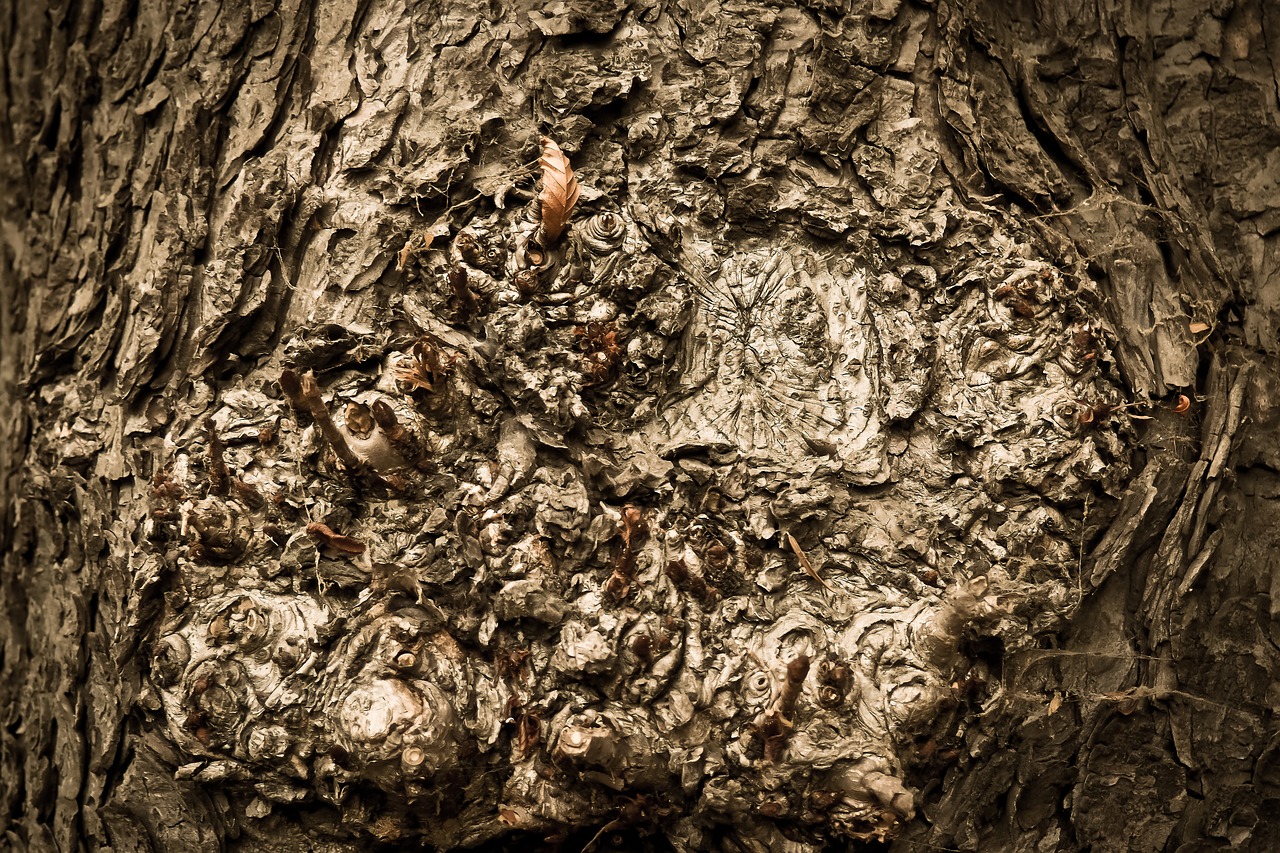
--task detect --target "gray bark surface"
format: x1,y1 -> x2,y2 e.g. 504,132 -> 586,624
2,0 -> 1278,850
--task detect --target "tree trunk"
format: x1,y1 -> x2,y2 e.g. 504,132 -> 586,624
3,0 -> 1278,850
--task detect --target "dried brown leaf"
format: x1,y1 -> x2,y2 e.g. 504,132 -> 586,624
538,136 -> 580,244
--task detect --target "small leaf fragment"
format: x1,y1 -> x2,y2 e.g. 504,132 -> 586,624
537,136 -> 580,244
1188,321 -> 1211,334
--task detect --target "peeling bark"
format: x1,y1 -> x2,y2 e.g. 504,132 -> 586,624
3,0 -> 1279,851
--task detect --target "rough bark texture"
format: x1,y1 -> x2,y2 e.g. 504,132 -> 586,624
2,0 -> 1279,850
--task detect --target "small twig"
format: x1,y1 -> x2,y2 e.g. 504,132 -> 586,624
757,653 -> 810,762
279,368 -> 309,417
282,370 -> 363,470
786,531 -> 836,593
581,819 -> 624,853
1077,494 -> 1090,606
777,654 -> 810,720
204,417 -> 229,496
306,521 -> 367,555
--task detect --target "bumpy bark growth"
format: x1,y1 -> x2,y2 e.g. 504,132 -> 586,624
2,0 -> 1279,851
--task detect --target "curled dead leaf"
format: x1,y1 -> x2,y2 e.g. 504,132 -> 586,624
538,136 -> 580,244
1172,394 -> 1192,414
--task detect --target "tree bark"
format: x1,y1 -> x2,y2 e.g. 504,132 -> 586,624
3,0 -> 1278,851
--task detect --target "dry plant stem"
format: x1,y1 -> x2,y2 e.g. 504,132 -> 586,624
779,653 -> 811,719
205,417 -> 230,496
296,371 -> 364,470
759,653 -> 811,762
305,522 -> 367,555
278,368 -> 308,416
447,265 -> 478,320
